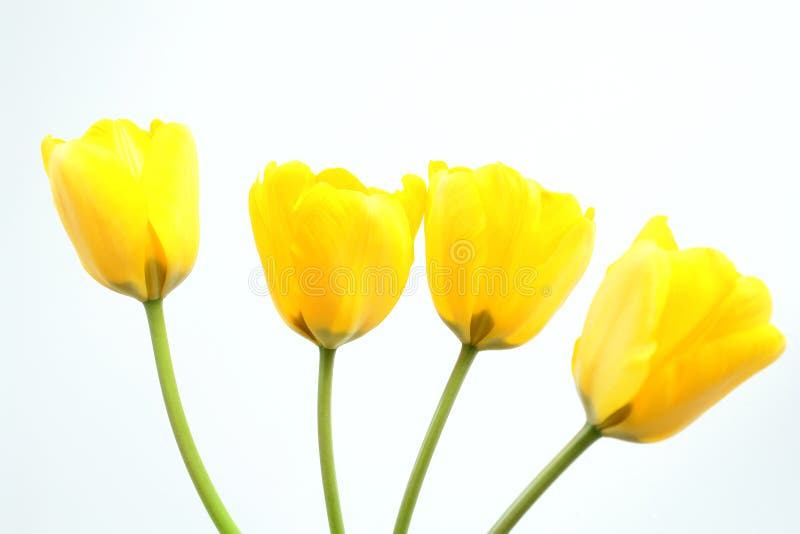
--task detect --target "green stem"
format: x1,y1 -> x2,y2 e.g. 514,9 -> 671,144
318,346 -> 345,534
488,423 -> 601,533
143,299 -> 240,534
393,343 -> 478,534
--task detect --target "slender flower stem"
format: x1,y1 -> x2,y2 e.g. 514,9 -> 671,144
393,343 -> 478,534
318,346 -> 345,534
488,423 -> 601,534
144,299 -> 240,534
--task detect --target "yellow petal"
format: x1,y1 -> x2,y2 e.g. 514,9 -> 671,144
651,247 -> 739,362
500,214 -> 596,348
249,161 -> 316,340
425,169 -> 488,344
470,173 -> 594,348
466,163 -> 531,346
572,241 -> 671,425
47,140 -> 148,298
349,193 -> 416,337
392,174 -> 426,236
465,175 -> 541,347
140,121 -> 199,297
451,163 -> 538,348
704,275 -> 774,339
612,323 -> 786,442
41,135 -> 65,174
528,188 -> 587,264
470,163 -> 529,269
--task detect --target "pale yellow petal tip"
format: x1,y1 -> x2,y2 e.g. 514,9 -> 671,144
428,160 -> 449,179
115,118 -> 147,133
751,325 -> 788,369
492,161 -> 523,177
257,161 -> 279,184
41,135 -> 65,173
316,167 -> 368,192
634,215 -> 678,251
80,118 -> 112,140
278,160 -> 314,175
401,173 -> 427,195
149,119 -> 164,134
585,206 -> 596,221
80,118 -> 152,147
397,173 -> 427,233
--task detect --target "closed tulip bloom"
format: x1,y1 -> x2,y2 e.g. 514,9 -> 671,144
573,216 -> 786,443
43,120 -> 237,530
41,118 -> 199,301
425,161 -> 595,350
249,161 -> 425,349
490,216 -> 787,533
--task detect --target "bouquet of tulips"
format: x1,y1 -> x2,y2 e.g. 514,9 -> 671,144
41,118 -> 786,533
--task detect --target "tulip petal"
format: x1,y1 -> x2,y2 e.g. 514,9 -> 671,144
500,214 -> 595,348
651,247 -> 739,363
425,169 -> 488,344
47,140 -> 148,299
140,122 -> 199,296
249,162 -> 316,340
572,241 -> 670,425
466,165 -> 533,336
529,188 -> 587,264
613,324 -> 786,442
41,135 -> 65,172
352,194 -> 416,336
483,178 -> 594,347
705,275 -> 775,339
393,174 -> 426,236
471,163 -> 529,266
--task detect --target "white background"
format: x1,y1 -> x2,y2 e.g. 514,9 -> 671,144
2,1 -> 798,532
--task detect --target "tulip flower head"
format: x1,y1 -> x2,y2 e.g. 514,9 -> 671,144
425,161 -> 595,350
41,119 -> 199,301
572,216 -> 786,442
249,162 -> 425,349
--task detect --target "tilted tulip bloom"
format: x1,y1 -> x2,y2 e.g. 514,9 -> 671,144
249,161 -> 425,533
425,161 -> 595,349
42,119 -> 240,533
489,216 -> 786,534
572,216 -> 786,442
395,161 -> 595,534
41,118 -> 199,301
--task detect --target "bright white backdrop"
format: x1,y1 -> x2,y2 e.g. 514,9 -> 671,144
1,1 -> 798,532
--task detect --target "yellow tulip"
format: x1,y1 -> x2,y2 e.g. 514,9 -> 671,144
249,161 -> 425,349
425,161 -> 595,349
572,216 -> 786,443
41,118 -> 199,301
395,161 -> 595,534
